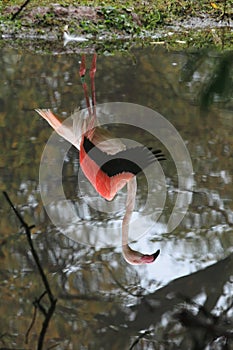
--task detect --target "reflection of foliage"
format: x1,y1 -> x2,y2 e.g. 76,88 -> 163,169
126,255 -> 233,350
176,298 -> 233,350
199,52 -> 233,110
1,213 -> 232,349
180,50 -> 233,109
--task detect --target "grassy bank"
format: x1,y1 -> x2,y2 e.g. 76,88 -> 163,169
0,0 -> 232,52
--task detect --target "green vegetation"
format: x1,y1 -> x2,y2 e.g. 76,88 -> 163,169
0,0 -> 232,51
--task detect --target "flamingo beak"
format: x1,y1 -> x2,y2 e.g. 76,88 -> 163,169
153,249 -> 160,260
141,249 -> 160,264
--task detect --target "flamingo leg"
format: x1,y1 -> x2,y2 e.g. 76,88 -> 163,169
79,55 -> 91,118
90,53 -> 97,120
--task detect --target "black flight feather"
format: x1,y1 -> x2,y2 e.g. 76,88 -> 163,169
83,136 -> 165,177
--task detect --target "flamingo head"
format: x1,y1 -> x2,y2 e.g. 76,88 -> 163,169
122,245 -> 160,265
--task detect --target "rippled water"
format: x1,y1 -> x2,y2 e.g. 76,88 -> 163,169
0,46 -> 232,349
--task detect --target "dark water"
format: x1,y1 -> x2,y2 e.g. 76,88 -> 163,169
0,46 -> 232,349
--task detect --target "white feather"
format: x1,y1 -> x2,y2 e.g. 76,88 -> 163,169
63,26 -> 88,46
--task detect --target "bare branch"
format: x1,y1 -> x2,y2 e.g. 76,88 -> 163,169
3,191 -> 57,350
11,0 -> 31,21
3,192 -> 55,304
25,305 -> 37,344
129,330 -> 152,350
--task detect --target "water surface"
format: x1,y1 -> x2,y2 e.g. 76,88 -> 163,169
0,46 -> 232,349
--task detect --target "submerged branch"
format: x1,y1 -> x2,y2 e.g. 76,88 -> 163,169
128,330 -> 152,350
3,191 -> 57,350
25,305 -> 38,344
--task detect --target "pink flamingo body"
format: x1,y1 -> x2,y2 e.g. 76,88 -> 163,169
36,54 -> 164,265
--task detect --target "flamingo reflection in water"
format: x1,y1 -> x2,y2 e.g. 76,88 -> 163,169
36,54 -> 165,265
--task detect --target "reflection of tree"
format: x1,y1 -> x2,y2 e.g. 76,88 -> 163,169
180,51 -> 233,110
98,254 -> 233,349
1,194 -> 233,349
199,52 -> 233,110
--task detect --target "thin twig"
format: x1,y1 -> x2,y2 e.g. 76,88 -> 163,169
34,291 -> 49,317
3,192 -> 55,304
3,191 -> 57,350
11,0 -> 31,20
34,298 -> 47,317
129,330 -> 152,350
25,305 -> 38,344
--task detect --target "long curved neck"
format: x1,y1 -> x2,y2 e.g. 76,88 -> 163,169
122,177 -> 137,250
121,179 -> 160,265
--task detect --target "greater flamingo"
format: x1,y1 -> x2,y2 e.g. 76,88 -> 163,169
36,54 -> 165,264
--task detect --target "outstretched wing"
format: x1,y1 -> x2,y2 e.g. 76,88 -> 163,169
83,136 -> 165,177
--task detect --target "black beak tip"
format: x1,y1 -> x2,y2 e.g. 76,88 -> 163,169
153,249 -> 160,261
